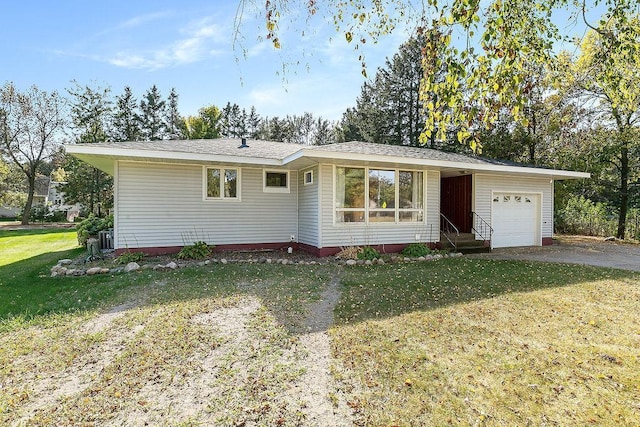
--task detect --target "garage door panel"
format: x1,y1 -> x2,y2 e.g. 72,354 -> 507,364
491,193 -> 540,248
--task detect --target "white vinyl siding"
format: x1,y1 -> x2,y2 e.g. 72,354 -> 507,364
114,161 -> 297,249
319,163 -> 440,248
474,173 -> 552,244
298,166 -> 319,247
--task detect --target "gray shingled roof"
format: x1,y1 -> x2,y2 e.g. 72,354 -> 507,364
94,138 -> 305,161
312,141 -> 517,166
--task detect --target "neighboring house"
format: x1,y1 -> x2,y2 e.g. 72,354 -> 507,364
47,181 -> 81,222
66,139 -> 589,256
0,175 -> 56,218
33,175 -> 51,206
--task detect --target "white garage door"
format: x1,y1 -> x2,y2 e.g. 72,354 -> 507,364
491,193 -> 540,248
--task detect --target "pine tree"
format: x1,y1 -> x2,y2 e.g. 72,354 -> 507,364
112,86 -> 141,142
165,88 -> 184,140
139,85 -> 166,140
63,82 -> 113,215
246,106 -> 262,139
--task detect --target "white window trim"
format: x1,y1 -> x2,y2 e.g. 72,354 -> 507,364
303,170 -> 314,186
203,166 -> 241,201
333,165 -> 426,225
263,169 -> 290,193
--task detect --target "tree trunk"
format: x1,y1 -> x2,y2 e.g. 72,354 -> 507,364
21,174 -> 36,225
616,144 -> 629,239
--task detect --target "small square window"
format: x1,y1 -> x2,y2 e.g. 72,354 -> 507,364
264,170 -> 290,193
304,170 -> 313,185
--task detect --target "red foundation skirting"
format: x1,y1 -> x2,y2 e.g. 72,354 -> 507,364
542,237 -> 553,246
116,241 -> 438,257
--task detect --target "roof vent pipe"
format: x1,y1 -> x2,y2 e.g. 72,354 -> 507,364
238,137 -> 249,149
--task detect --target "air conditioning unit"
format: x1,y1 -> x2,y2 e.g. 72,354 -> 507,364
98,229 -> 114,250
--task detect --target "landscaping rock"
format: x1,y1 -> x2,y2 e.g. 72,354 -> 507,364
266,258 -> 273,264
65,269 -> 77,276
165,261 -> 178,270
58,259 -> 73,266
86,267 -> 103,276
417,256 -> 426,262
100,268 -> 110,274
345,259 -> 357,266
604,236 -> 616,242
220,258 -> 228,264
124,262 -> 140,272
377,259 -> 385,265
433,254 -> 443,260
364,260 -> 373,266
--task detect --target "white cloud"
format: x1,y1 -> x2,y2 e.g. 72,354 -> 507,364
93,15 -> 229,70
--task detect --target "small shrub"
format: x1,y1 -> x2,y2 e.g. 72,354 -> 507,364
357,246 -> 380,261
177,241 -> 213,260
401,243 -> 431,258
115,251 -> 144,265
335,246 -> 362,260
76,214 -> 113,245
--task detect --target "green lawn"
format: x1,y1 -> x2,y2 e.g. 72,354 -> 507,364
1,228 -> 639,425
0,227 -> 79,267
332,260 -> 640,426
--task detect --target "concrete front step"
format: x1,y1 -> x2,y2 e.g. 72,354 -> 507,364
441,233 -> 491,253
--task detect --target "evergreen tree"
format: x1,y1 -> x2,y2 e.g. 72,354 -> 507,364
62,82 -> 113,215
165,88 -> 184,140
313,117 -> 336,145
139,85 -> 166,140
335,108 -> 364,143
112,86 -> 141,142
246,106 -> 262,139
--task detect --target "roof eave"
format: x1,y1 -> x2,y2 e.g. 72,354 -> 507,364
65,145 -> 285,174
289,149 -> 590,179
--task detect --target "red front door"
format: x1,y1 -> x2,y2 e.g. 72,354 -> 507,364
440,175 -> 472,233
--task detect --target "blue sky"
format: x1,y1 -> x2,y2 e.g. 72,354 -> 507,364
1,1 -> 409,121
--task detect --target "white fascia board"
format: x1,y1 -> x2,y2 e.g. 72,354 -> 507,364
290,149 -> 590,180
64,145 -> 284,167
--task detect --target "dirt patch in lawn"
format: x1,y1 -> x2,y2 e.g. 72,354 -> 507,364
2,274 -> 356,426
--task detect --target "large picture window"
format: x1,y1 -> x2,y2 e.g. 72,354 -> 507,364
205,167 -> 239,200
335,166 -> 424,224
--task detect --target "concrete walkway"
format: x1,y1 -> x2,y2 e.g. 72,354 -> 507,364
469,236 -> 640,272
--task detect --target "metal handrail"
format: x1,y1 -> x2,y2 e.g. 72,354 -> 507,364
440,213 -> 459,250
471,211 -> 493,243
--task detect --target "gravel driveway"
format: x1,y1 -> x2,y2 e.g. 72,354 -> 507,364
469,236 -> 640,272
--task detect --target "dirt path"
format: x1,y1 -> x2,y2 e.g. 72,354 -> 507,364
292,272 -> 354,426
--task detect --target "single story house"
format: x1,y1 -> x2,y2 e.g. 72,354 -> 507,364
65,139 -> 589,256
